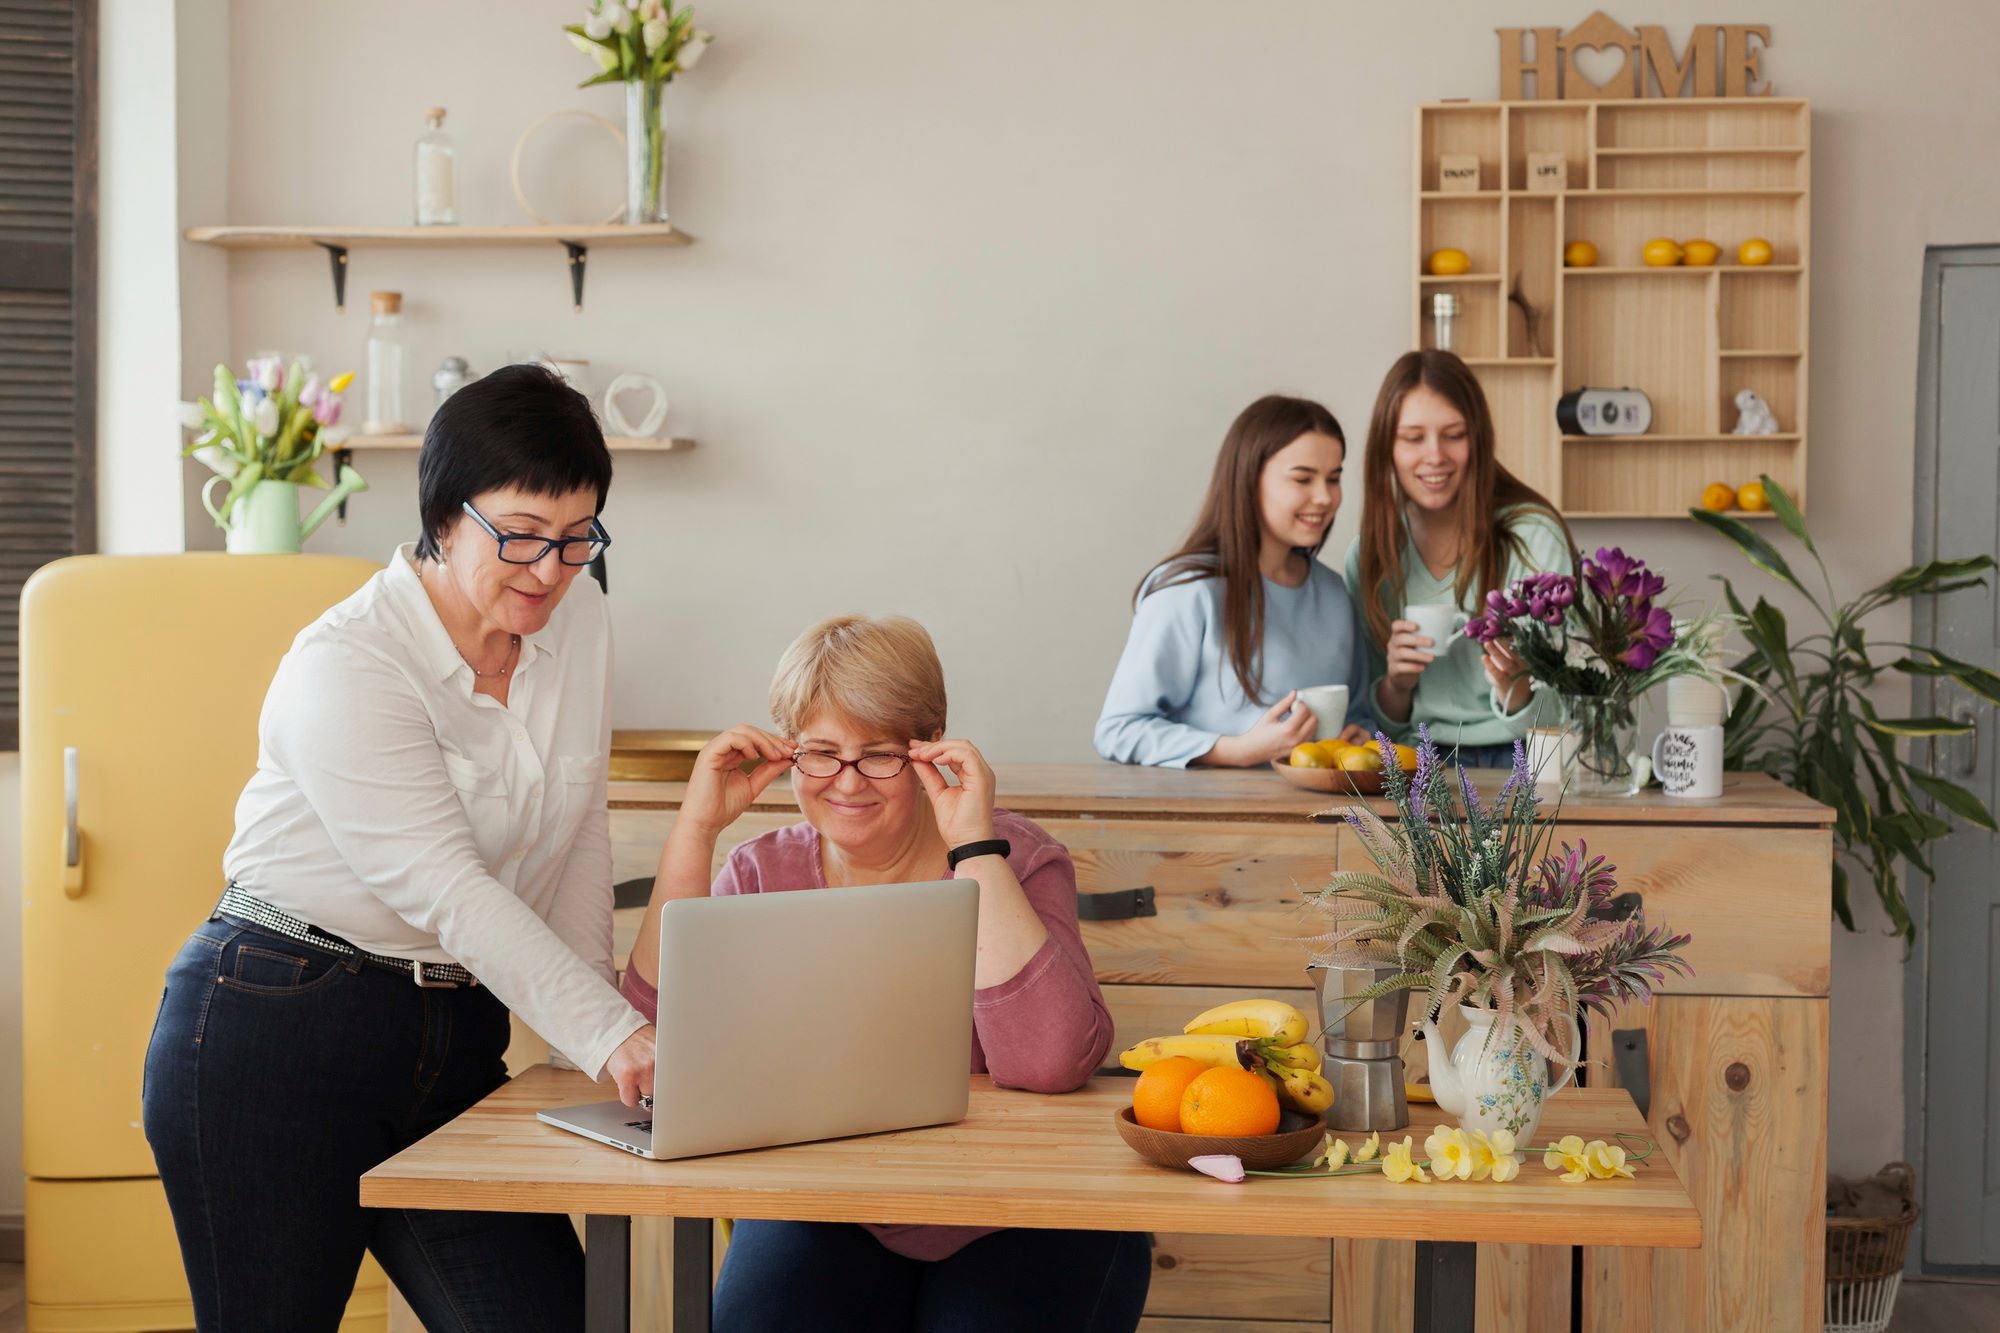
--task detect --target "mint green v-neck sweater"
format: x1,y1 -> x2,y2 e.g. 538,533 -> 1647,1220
1342,507 -> 1572,749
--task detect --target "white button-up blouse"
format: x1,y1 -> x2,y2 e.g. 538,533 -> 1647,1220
223,546 -> 645,1078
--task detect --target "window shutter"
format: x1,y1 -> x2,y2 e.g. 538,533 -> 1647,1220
0,0 -> 96,749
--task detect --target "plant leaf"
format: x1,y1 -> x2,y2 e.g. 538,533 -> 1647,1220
1689,507 -> 1805,595
1862,715 -> 1975,738
1757,473 -> 1813,552
1908,771 -> 1995,829
1866,556 -> 1996,601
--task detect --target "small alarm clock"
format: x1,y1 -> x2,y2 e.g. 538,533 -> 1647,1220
1556,387 -> 1653,436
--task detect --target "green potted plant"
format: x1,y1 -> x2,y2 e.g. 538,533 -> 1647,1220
1691,475 -> 1998,938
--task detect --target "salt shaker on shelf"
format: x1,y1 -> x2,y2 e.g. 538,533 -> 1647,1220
414,107 -> 456,226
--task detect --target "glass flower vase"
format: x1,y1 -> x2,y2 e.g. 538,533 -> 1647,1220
625,79 -> 666,224
1568,692 -> 1640,796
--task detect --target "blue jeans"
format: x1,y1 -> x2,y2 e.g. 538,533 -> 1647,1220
711,1220 -> 1151,1332
142,915 -> 584,1332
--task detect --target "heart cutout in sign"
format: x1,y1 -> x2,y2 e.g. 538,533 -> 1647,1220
603,373 -> 669,439
1569,40 -> 1631,94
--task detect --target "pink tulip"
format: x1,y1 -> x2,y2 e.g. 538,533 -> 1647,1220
299,374 -> 323,407
313,395 -> 343,427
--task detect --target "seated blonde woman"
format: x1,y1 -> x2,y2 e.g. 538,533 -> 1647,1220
623,614 -> 1150,1333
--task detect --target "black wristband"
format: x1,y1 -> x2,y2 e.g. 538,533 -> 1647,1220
946,838 -> 1011,870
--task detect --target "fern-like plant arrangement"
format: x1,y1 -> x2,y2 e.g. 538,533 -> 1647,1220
1303,728 -> 1693,1066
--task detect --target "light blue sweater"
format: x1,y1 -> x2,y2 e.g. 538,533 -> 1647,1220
1094,560 -> 1377,768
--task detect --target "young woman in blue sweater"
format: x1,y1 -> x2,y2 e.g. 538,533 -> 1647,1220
1095,395 -> 1377,768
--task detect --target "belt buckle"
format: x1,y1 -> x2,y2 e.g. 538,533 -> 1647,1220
411,960 -> 456,989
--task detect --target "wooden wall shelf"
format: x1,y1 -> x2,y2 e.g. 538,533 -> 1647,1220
341,434 -> 695,453
184,223 -> 694,310
1413,98 -> 1811,518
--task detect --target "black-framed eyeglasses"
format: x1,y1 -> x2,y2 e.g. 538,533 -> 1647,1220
460,501 -> 611,566
792,751 -> 910,780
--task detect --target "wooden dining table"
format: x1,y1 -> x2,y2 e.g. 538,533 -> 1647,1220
361,1065 -> 1700,1333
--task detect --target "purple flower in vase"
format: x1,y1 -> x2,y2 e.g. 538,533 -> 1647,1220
1618,605 -> 1675,669
1584,547 -> 1638,602
1527,593 -> 1551,622
1464,615 -> 1503,644
1549,577 -> 1576,609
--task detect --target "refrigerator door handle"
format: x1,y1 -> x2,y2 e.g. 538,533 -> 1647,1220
63,745 -> 85,898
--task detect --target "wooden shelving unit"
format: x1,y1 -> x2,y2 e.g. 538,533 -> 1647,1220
1413,98 -> 1810,518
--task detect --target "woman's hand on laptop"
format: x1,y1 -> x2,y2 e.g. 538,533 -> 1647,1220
606,1024 -> 657,1108
682,725 -> 795,837
909,737 -> 996,845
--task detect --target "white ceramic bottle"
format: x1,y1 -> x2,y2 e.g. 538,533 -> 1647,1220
414,107 -> 457,226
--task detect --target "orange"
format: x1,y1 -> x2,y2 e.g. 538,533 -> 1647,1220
1179,1066 -> 1281,1137
1738,237 -> 1774,266
1642,238 -> 1684,267
1427,247 -> 1472,276
1391,743 -> 1420,771
1737,481 -> 1770,512
1288,743 -> 1332,769
1683,238 -> 1720,267
1563,240 -> 1599,268
1132,1056 -> 1207,1132
1700,481 -> 1735,512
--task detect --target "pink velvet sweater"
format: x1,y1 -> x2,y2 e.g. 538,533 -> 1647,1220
618,809 -> 1116,1260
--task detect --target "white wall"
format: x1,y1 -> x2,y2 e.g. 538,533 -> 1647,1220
10,2 -> 1996,1218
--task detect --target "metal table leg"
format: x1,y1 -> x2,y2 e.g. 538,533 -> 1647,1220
673,1216 -> 714,1333
584,1215 -> 631,1333
1413,1240 -> 1478,1333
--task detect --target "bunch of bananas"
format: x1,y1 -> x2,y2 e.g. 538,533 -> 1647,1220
1119,999 -> 1335,1115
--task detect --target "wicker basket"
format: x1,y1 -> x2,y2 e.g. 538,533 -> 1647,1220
1825,1162 -> 1919,1333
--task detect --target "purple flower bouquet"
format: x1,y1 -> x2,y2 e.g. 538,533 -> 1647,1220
1463,548 -> 1724,792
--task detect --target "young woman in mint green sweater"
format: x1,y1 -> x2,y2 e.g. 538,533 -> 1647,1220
1343,351 -> 1576,766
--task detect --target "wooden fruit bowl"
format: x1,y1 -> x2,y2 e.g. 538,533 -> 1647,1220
1269,758 -> 1388,796
1114,1106 -> 1327,1171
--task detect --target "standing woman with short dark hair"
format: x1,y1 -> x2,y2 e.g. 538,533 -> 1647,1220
143,364 -> 653,1331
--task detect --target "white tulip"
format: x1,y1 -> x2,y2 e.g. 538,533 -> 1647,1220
593,43 -> 619,71
676,30 -> 711,69
177,401 -> 205,430
253,397 -> 280,438
625,0 -> 640,9
584,12 -> 612,39
639,0 -> 664,19
641,16 -> 666,51
190,444 -> 237,478
611,6 -> 632,33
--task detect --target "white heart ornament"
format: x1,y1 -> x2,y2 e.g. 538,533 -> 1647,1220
603,373 -> 669,439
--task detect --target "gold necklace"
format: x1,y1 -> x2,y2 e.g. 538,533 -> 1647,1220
421,557 -> 520,678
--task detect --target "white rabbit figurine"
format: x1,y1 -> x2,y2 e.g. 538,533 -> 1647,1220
1731,388 -> 1780,435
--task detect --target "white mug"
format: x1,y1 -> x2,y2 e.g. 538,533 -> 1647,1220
1403,603 -> 1464,653
1651,724 -> 1723,798
1524,726 -> 1577,791
1294,684 -> 1349,742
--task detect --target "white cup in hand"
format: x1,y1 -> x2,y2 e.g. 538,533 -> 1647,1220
1403,603 -> 1464,652
1293,684 -> 1349,742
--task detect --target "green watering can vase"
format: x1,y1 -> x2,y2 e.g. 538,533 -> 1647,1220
203,467 -> 369,554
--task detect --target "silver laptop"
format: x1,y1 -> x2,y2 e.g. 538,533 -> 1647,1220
538,879 -> 978,1159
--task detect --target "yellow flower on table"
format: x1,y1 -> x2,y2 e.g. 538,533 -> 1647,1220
1356,1131 -> 1380,1162
1545,1134 -> 1591,1183
1425,1125 -> 1476,1181
1312,1134 -> 1351,1172
1584,1140 -> 1636,1180
1469,1128 -> 1520,1183
1382,1136 -> 1431,1184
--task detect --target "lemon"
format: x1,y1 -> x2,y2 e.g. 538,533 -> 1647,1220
1563,240 -> 1599,268
1427,248 -> 1472,276
1700,481 -> 1735,511
1737,481 -> 1770,512
1338,746 -> 1383,773
1288,743 -> 1332,769
1642,238 -> 1684,267
1738,237 -> 1774,266
1683,238 -> 1720,267
1391,743 -> 1420,771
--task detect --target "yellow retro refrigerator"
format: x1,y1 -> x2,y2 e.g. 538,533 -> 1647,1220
19,553 -> 387,1331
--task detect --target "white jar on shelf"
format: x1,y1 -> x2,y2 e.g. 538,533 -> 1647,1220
362,291 -> 412,436
414,106 -> 457,226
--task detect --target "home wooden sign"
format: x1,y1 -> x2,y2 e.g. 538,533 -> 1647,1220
1499,10 -> 1774,100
